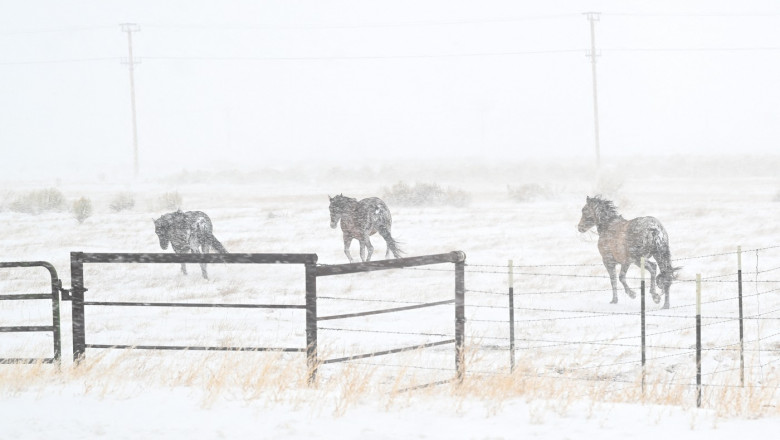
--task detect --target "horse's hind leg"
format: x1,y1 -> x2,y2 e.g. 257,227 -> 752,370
619,264 -> 637,299
180,263 -> 188,276
200,242 -> 210,280
364,236 -> 374,262
644,259 -> 659,303
605,263 -> 619,304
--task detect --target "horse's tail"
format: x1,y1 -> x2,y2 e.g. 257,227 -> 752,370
207,233 -> 228,254
377,224 -> 403,258
648,225 -> 680,277
195,217 -> 228,253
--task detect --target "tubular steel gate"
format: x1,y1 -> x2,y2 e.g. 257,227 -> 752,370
68,251 -> 465,383
312,251 -> 466,383
68,252 -> 318,362
0,261 -> 62,364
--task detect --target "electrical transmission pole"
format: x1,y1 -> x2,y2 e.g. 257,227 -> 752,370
584,12 -> 601,169
120,23 -> 141,178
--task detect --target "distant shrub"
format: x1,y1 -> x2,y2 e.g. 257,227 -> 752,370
383,181 -> 471,207
9,188 -> 66,214
594,169 -> 625,197
109,192 -> 135,212
159,192 -> 183,211
72,197 -> 93,224
507,183 -> 554,202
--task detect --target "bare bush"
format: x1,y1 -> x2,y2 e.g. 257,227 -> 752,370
383,181 -> 471,207
109,192 -> 136,212
594,169 -> 625,197
72,197 -> 93,224
507,183 -> 554,202
9,188 -> 66,214
159,192 -> 183,211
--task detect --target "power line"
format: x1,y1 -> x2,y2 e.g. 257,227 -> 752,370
0,25 -> 116,36
140,49 -> 584,62
140,14 -> 582,32
603,12 -> 780,18
0,57 -> 120,65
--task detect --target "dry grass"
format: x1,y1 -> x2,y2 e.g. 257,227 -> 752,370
1,158 -> 779,424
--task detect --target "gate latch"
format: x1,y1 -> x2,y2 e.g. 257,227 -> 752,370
55,279 -> 71,301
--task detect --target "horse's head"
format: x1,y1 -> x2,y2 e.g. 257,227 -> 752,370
577,196 -> 598,233
153,216 -> 170,250
328,194 -> 348,229
657,266 -> 682,293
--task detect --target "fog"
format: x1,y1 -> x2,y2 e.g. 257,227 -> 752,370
1,0 -> 779,181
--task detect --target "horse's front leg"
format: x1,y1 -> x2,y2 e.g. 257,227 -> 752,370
619,264 -> 636,299
180,263 -> 188,276
343,235 -> 355,263
605,263 -> 618,304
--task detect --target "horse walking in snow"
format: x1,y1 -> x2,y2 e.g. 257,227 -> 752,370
328,194 -> 402,263
577,196 -> 680,309
153,210 -> 228,279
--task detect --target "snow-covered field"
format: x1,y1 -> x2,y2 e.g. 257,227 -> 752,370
1,157 -> 779,438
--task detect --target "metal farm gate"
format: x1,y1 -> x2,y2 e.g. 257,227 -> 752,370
313,251 -> 466,383
0,261 -> 62,364
67,251 -> 466,382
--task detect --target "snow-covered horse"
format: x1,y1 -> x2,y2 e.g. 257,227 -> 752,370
577,196 -> 680,309
153,210 -> 227,279
328,194 -> 402,263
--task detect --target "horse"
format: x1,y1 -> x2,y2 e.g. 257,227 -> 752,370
328,194 -> 402,263
153,210 -> 228,279
577,196 -> 680,309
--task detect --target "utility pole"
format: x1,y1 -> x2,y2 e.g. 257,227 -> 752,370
584,12 -> 601,170
120,23 -> 141,178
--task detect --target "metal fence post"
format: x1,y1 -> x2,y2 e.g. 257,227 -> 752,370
696,273 -> 702,408
305,262 -> 318,384
640,256 -> 646,394
70,252 -> 86,363
508,259 -> 515,373
737,246 -> 744,387
51,277 -> 62,364
455,259 -> 465,383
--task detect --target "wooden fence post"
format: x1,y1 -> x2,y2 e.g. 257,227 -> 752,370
508,259 -> 515,373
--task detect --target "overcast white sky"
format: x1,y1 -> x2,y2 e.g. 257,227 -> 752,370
1,1 -> 779,179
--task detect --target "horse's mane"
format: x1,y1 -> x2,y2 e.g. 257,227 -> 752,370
332,194 -> 358,205
590,195 -> 623,222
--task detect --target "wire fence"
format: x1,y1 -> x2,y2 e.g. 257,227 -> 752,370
313,244 -> 780,403
2,244 -> 777,405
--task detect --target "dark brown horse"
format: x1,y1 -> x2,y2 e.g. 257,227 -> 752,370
328,194 -> 402,263
577,196 -> 679,309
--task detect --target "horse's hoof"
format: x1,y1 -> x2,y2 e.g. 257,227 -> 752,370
651,295 -> 661,304
662,303 -> 670,310
626,289 -> 637,299
610,299 -> 618,304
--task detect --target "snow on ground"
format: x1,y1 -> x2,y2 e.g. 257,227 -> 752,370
6,387 -> 780,439
1,158 -> 780,438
